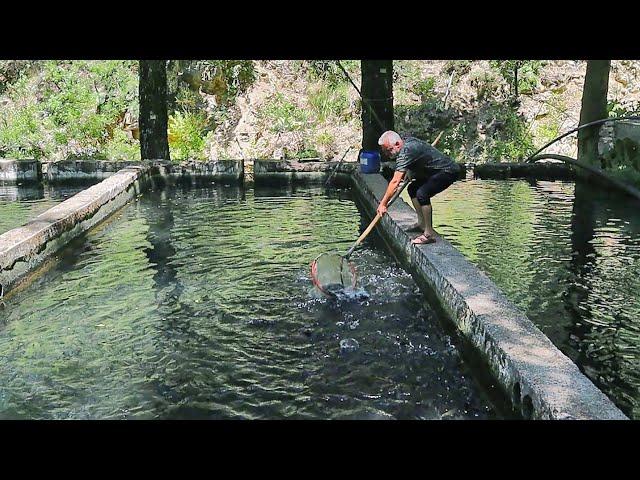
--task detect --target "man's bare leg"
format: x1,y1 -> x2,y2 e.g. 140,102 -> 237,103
421,204 -> 437,238
409,197 -> 425,230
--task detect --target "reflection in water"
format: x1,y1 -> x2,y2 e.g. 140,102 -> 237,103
0,185 -> 496,419
0,182 -> 99,235
432,178 -> 640,418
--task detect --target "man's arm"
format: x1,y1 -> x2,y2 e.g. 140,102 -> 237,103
376,170 -> 406,216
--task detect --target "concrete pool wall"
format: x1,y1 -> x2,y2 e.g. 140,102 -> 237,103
0,160 -> 246,298
0,159 -> 42,184
1,159 -> 244,184
0,158 -> 630,419
0,166 -> 151,298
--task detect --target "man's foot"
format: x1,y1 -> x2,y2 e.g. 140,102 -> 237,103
411,233 -> 436,245
406,223 -> 425,232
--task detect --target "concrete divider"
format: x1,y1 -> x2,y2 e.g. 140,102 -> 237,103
43,160 -> 140,183
31,159 -> 243,184
254,159 -> 356,183
0,159 -> 41,184
350,170 -> 627,420
151,159 -> 243,183
474,162 -> 575,180
0,166 -> 151,298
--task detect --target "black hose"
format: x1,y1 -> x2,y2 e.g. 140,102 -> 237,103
530,153 -> 640,201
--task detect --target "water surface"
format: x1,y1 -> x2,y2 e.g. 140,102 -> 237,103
0,184 -> 497,419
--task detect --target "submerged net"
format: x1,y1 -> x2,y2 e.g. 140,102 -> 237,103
310,252 -> 357,298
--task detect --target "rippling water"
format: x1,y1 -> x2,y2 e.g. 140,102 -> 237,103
0,183 -> 98,235
429,178 -> 640,419
0,184 -> 496,419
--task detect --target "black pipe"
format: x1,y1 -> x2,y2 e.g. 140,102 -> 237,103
529,153 -> 640,201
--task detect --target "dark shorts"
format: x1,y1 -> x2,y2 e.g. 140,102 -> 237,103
407,170 -> 457,206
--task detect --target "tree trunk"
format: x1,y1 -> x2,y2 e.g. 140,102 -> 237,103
139,60 -> 170,160
361,60 -> 394,151
577,60 -> 610,165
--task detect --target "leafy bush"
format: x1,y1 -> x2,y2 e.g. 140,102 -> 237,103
607,99 -> 640,117
259,93 -> 310,133
484,104 -> 536,161
168,110 -> 208,160
469,69 -> 503,100
316,131 -> 335,147
0,60 -> 139,160
0,103 -> 52,158
174,86 -> 206,114
489,60 -> 542,97
307,82 -> 351,122
0,60 -> 35,94
535,92 -> 567,144
297,147 -> 320,158
413,77 -> 436,101
103,129 -> 141,160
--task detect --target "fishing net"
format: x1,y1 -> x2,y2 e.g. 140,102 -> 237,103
310,252 -> 357,298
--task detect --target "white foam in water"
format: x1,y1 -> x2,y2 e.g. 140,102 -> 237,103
339,338 -> 359,352
332,286 -> 370,301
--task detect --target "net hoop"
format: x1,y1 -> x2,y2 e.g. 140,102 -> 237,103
310,252 -> 357,299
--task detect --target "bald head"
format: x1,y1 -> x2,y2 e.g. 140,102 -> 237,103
378,131 -> 401,147
378,130 -> 404,159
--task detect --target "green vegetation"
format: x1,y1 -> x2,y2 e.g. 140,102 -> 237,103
0,59 -> 257,162
535,92 -> 568,144
1,59 -> 639,179
483,104 -> 536,161
307,82 -> 351,123
469,68 -> 503,101
489,60 -> 543,98
297,60 -> 359,86
0,60 -> 140,160
260,93 -> 310,133
168,111 -> 210,160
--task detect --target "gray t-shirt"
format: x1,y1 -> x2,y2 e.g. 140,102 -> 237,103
395,137 -> 459,178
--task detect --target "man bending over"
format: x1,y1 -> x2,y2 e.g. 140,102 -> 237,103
377,131 -> 460,245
